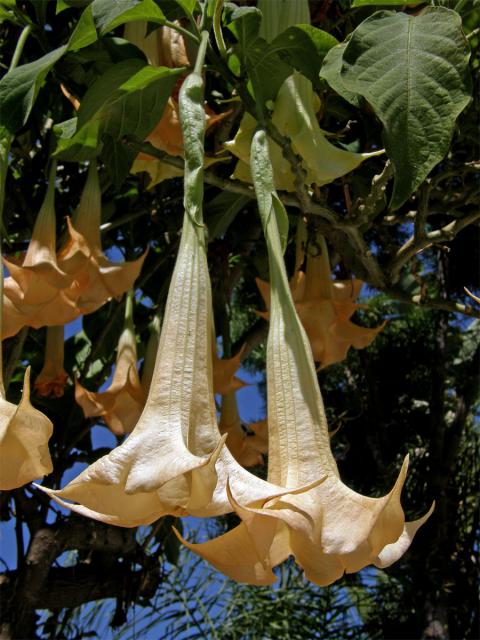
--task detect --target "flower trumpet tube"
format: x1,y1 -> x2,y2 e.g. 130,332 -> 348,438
57,162 -> 147,314
256,233 -> 386,368
34,325 -> 69,398
178,129 -> 434,586
75,291 -> 146,436
2,163 -> 81,338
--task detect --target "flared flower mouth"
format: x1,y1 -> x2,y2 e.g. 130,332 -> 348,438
0,367 -> 54,490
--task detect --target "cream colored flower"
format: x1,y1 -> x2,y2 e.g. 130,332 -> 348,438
177,128 -> 433,586
57,162 -> 146,314
257,236 -> 385,368
226,73 -> 382,192
75,292 -> 146,436
0,367 -> 53,490
34,325 -> 69,398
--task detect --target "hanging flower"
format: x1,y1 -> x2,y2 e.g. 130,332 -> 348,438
57,162 -> 147,314
219,393 -> 266,467
2,164 -> 83,339
125,21 -> 229,187
256,236 -> 385,368
227,72 -> 383,192
36,57 -> 296,528
0,365 -> 53,490
34,325 -> 69,398
176,128 -> 433,586
213,344 -> 248,396
75,292 -> 146,436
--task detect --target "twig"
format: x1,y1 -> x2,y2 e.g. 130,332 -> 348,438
388,209 -> 480,284
381,286 -> 480,319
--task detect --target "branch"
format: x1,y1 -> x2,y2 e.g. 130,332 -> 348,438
388,207 -> 480,284
381,286 -> 480,319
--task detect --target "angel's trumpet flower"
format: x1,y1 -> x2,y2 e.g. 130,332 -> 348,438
227,72 -> 383,192
125,21 -> 229,187
34,325 -> 69,398
57,162 -> 146,314
0,267 -> 53,489
256,235 -> 385,368
219,393 -> 266,467
2,164 -> 82,339
213,344 -> 248,396
75,292 -> 146,436
36,46 -> 307,529
178,129 -> 433,586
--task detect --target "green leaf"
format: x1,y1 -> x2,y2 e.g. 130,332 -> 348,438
245,37 -> 292,107
68,4 -> 97,51
53,117 -> 101,161
268,25 -> 338,86
0,45 -> 68,133
78,61 -> 181,141
101,134 -> 136,187
320,42 -> 362,108
340,8 -> 471,209
91,0 -> 165,36
226,6 -> 262,49
173,0 -> 199,19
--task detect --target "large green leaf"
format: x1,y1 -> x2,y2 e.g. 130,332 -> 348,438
53,117 -> 101,161
91,0 -> 165,35
269,25 -> 338,88
320,41 -> 362,108
78,61 -> 181,140
226,6 -> 262,50
0,45 -> 68,132
341,8 -> 471,209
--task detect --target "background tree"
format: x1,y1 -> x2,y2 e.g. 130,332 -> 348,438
0,0 -> 478,638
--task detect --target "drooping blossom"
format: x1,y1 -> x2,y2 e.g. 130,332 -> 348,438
256,234 -> 385,368
226,72 -> 383,192
2,165 -> 82,339
34,325 -> 69,398
75,291 -> 146,436
36,60 -> 294,528
56,162 -> 147,314
177,128 -> 433,586
0,266 -> 53,489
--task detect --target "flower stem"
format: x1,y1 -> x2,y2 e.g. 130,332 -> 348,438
194,31 -> 210,76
